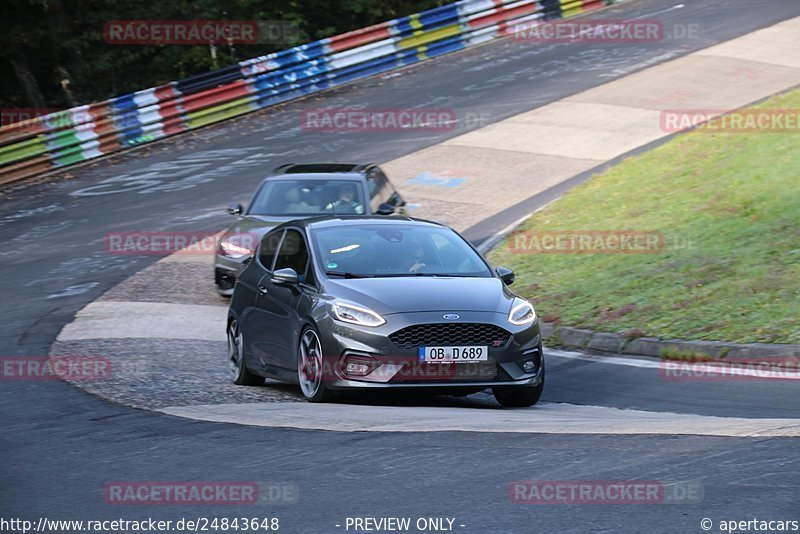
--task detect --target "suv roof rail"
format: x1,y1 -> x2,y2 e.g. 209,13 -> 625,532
270,163 -> 371,175
353,163 -> 377,173
270,163 -> 296,175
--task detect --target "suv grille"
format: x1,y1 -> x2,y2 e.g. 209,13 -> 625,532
389,323 -> 512,351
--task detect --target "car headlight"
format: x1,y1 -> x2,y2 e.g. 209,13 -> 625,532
508,298 -> 536,326
218,235 -> 254,259
332,301 -> 386,327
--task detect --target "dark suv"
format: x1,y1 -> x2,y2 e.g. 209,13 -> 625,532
215,163 -> 407,295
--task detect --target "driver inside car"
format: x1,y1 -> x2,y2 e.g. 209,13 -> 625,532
404,240 -> 427,273
325,184 -> 364,215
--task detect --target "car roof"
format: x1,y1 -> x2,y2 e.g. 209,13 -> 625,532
255,162 -> 382,189
265,173 -> 365,183
285,216 -> 446,231
270,163 -> 375,176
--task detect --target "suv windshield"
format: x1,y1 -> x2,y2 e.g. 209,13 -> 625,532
248,179 -> 365,216
311,224 -> 493,278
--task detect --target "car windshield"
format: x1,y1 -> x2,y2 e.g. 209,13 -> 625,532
247,179 -> 365,216
311,223 -> 493,278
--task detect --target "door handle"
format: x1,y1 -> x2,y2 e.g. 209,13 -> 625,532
258,285 -> 269,295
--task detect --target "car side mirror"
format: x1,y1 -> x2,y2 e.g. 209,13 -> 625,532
496,267 -> 515,285
376,203 -> 396,215
271,268 -> 299,286
227,203 -> 244,216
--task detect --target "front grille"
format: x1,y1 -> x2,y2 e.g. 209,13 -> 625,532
389,323 -> 512,351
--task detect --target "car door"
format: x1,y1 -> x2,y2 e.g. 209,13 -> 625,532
367,168 -> 406,216
240,228 -> 283,372
253,228 -> 311,371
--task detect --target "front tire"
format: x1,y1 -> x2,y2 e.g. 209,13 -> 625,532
297,327 -> 334,403
228,319 -> 263,386
493,361 -> 544,407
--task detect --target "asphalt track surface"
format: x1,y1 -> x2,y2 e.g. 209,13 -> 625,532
2,0 -> 800,531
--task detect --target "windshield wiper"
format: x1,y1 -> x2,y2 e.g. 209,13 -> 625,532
372,272 -> 469,278
325,271 -> 373,279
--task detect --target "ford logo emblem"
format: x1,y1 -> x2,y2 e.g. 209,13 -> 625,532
442,314 -> 460,320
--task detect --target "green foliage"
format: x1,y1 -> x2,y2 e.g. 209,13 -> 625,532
1,0 -> 445,108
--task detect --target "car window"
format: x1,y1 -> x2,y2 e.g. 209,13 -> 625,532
274,229 -> 310,281
258,230 -> 284,270
248,179 -> 365,216
311,224 -> 492,278
430,232 -> 472,269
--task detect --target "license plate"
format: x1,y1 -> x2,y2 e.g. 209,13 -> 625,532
419,346 -> 488,362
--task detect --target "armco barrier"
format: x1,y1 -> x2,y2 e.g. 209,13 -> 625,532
0,0 -> 621,185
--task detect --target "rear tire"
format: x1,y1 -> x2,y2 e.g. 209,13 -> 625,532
297,327 -> 334,403
493,361 -> 544,407
228,319 -> 263,386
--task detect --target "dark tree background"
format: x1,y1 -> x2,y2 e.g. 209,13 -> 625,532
0,0 -> 444,109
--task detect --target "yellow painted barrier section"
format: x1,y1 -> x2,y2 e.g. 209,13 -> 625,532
186,97 -> 257,129
561,0 -> 587,17
399,24 -> 461,50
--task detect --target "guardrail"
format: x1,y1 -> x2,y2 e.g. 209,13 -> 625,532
0,0 -> 620,185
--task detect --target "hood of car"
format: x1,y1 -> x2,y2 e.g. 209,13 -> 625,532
326,277 -> 515,315
223,215 -> 295,237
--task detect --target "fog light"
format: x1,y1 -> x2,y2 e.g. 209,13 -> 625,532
341,354 -> 380,378
346,362 -> 371,375
522,360 -> 537,373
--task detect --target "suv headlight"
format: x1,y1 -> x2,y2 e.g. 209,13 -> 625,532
218,234 -> 254,259
332,301 -> 386,327
508,298 -> 536,326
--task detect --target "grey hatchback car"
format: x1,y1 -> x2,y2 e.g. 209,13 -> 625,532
215,163 -> 407,295
227,217 -> 544,407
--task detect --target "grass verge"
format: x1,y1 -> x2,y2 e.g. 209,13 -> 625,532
488,89 -> 800,344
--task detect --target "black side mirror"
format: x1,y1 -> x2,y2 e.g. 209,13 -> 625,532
271,268 -> 299,286
496,267 -> 515,285
376,203 -> 396,215
227,203 -> 244,216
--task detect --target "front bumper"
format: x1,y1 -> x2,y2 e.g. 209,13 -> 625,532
316,310 -> 543,391
325,373 -> 543,390
214,254 -> 251,296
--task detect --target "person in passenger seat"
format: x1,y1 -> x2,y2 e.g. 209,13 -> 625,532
284,187 -> 314,214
